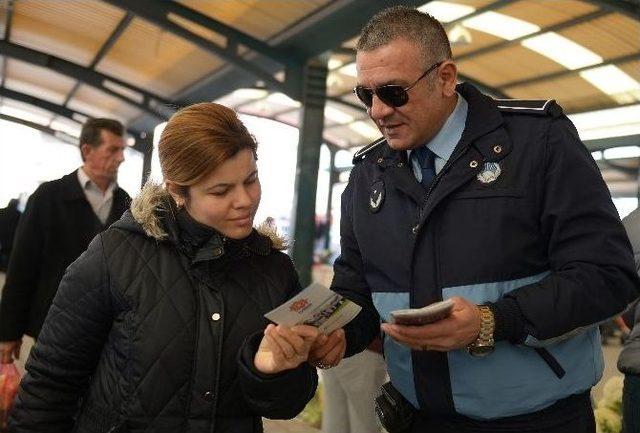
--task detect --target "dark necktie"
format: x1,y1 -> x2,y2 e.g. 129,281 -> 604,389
412,146 -> 437,188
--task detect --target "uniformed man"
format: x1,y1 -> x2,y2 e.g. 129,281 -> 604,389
309,6 -> 640,433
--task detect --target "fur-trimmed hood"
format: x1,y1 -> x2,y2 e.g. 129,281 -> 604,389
115,182 -> 288,250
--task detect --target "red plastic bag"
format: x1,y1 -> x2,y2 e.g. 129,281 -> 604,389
0,363 -> 21,430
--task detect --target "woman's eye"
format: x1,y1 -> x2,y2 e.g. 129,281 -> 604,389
210,190 -> 228,196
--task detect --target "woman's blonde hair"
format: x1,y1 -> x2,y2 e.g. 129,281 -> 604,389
158,102 -> 257,195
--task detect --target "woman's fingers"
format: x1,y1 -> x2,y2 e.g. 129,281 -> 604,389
266,326 -> 298,359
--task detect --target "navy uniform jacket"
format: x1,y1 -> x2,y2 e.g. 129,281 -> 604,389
332,83 -> 640,420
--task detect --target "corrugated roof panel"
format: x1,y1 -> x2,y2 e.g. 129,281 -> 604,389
96,17 -> 223,98
10,0 -> 125,66
507,75 -> 615,114
559,14 -> 640,60
452,0 -> 496,7
458,45 -> 565,87
177,0 -> 330,40
68,84 -> 142,124
274,109 -> 300,127
5,58 -> 76,104
619,60 -> 640,82
496,0 -> 599,27
240,99 -> 284,118
452,28 -> 503,57
0,98 -> 54,124
327,72 -> 356,98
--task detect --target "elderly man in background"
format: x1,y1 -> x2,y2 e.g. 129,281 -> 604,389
0,118 -> 130,370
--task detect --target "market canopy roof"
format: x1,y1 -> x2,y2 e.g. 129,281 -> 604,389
0,0 -> 638,149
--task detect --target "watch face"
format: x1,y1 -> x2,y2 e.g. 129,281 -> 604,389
469,344 -> 495,357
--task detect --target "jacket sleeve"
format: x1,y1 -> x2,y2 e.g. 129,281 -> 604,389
330,172 -> 381,357
492,116 -> 640,346
237,332 -> 318,419
236,258 -> 317,419
9,234 -> 114,433
0,185 -> 47,341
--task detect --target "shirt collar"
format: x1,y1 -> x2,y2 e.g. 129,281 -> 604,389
77,167 -> 116,195
407,92 -> 468,163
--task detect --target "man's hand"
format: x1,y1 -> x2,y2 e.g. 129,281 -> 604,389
254,324 -> 320,374
308,328 -> 346,369
381,297 -> 481,351
0,340 -> 22,364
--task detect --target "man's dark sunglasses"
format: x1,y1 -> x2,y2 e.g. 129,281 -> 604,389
353,61 -> 443,108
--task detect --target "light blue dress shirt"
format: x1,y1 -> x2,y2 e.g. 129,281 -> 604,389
408,93 -> 468,181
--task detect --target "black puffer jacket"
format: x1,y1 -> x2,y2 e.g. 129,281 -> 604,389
9,184 -> 317,433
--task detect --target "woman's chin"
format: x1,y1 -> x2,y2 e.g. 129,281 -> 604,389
222,224 -> 254,240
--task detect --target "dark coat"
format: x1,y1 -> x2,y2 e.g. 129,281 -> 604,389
0,198 -> 21,272
9,184 -> 317,433
0,170 -> 130,340
333,83 -> 639,421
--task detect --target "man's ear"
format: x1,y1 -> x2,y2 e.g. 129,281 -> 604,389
438,61 -> 458,97
80,143 -> 92,161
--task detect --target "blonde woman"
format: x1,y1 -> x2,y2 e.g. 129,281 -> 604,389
9,103 -> 319,433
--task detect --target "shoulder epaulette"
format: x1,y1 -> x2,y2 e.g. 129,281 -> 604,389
494,98 -> 563,117
353,137 -> 385,164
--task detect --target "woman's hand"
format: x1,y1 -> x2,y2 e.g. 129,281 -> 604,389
308,328 -> 346,369
254,324 -> 320,374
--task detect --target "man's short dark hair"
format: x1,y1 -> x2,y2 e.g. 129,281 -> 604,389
357,6 -> 452,67
79,118 -> 124,148
79,118 -> 124,162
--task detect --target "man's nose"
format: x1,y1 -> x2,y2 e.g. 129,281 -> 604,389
369,95 -> 395,121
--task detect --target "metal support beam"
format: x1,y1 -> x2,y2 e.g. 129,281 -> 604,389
637,155 -> 640,202
0,112 -> 77,144
324,147 -> 337,252
135,131 -> 154,186
1,0 -> 14,88
103,0 -> 302,98
0,41 -> 177,120
62,12 -> 134,107
0,86 -> 90,124
601,158 -> 638,176
502,52 -> 639,89
584,134 -> 640,152
291,57 -> 328,286
455,10 -> 610,62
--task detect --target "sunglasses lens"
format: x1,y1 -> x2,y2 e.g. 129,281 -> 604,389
377,85 -> 408,107
355,86 -> 374,107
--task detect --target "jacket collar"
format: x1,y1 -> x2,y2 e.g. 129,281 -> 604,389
61,169 -> 126,203
60,170 -> 89,202
456,83 -> 512,161
169,207 -> 272,264
375,83 -> 512,167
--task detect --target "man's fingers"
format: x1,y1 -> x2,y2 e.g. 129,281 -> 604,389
381,320 -> 454,339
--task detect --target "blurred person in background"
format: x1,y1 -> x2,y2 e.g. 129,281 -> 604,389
619,207 -> 640,433
8,103 -> 319,432
320,335 -> 386,433
0,198 -> 21,274
0,118 -> 130,371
